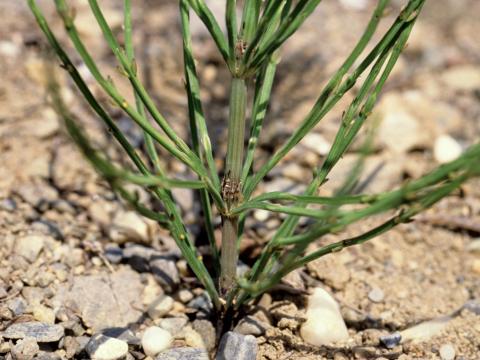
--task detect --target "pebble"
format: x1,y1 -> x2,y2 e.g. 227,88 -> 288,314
434,135 -> 462,164
3,322 -> 64,342
147,295 -> 174,319
11,337 -> 39,360
32,304 -> 56,324
379,332 -> 402,349
109,210 -> 150,244
52,268 -> 143,332
234,315 -> 268,336
400,316 -> 451,343
150,257 -> 180,292
300,288 -> 349,346
14,235 -> 46,262
123,244 -> 157,272
339,0 -> 369,10
155,347 -> 209,360
441,65 -> 480,91
302,132 -> 331,156
8,297 -> 27,316
15,182 -> 58,210
0,197 -> 16,212
177,289 -> 194,303
368,287 -> 385,303
104,245 -> 123,264
102,327 -> 140,346
158,317 -> 188,336
216,331 -> 257,360
188,293 -> 213,316
141,326 -> 173,356
183,326 -> 206,349
463,300 -> 480,315
439,344 -> 456,360
192,320 -> 216,351
86,334 -> 129,360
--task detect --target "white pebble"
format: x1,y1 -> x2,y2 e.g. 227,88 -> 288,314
147,295 -> 174,319
368,287 -> 384,303
300,288 -> 349,346
141,326 -> 172,356
86,334 -> 129,360
434,135 -> 462,164
439,344 -> 456,360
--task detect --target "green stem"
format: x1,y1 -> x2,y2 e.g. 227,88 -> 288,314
220,78 -> 247,299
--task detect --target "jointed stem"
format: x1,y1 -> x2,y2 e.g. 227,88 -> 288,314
220,78 -> 247,299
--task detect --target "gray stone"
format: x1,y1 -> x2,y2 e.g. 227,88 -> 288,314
14,235 -> 46,262
102,327 -> 140,346
11,336 -> 39,360
7,297 -> 27,316
109,210 -> 149,244
86,334 -> 129,360
156,347 -> 209,360
3,322 -> 64,342
188,294 -> 213,316
158,317 -> 188,336
379,332 -> 401,349
15,182 -> 58,210
216,331 -> 257,360
104,245 -> 123,264
462,300 -> 480,315
123,244 -> 158,272
192,320 -> 216,351
52,267 -> 143,332
0,198 -> 16,212
150,256 -> 180,292
234,316 -> 268,336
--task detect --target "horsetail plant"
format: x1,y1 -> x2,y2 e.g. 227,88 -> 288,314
29,0 -> 480,328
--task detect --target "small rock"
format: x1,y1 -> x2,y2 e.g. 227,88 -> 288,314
339,0 -> 369,10
0,198 -> 16,212
33,109 -> 59,139
8,297 -> 27,316
11,337 -> 39,360
368,287 -> 385,303
104,245 -> 123,264
155,347 -> 209,360
158,317 -> 188,336
302,132 -> 331,156
234,316 -> 268,336
434,135 -> 462,164
0,40 -> 20,57
439,344 -> 456,360
15,182 -> 58,210
216,331 -> 257,360
192,320 -> 216,351
300,288 -> 349,346
102,327 -> 140,346
379,332 -> 402,349
53,268 -> 143,332
123,244 -> 157,272
3,322 -> 64,342
463,300 -> 480,315
109,211 -> 150,244
32,305 -> 56,324
150,256 -> 180,292
14,235 -> 46,262
400,316 -> 451,343
177,289 -> 194,303
147,295 -> 174,319
141,326 -> 173,357
441,65 -> 480,91
183,327 -> 206,349
86,334 -> 129,360
188,294 -> 213,316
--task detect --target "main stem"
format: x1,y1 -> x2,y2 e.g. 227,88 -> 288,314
220,78 -> 247,299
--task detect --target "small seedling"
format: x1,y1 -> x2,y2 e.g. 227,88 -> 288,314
28,0 -> 479,328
